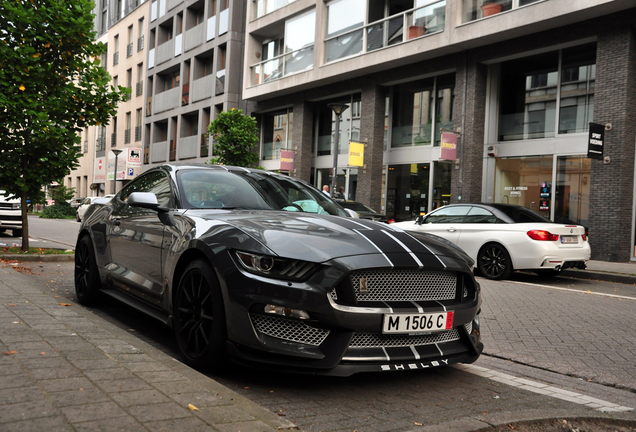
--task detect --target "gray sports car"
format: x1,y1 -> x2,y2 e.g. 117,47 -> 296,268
75,164 -> 482,376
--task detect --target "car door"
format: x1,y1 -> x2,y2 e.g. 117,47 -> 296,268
107,171 -> 173,305
418,206 -> 470,245
455,206 -> 499,260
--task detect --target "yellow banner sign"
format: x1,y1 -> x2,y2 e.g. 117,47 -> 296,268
349,141 -> 365,166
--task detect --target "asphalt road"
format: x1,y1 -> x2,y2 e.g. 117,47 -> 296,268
0,215 -> 80,250
6,217 -> 636,430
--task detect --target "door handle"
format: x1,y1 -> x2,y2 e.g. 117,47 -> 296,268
447,227 -> 456,232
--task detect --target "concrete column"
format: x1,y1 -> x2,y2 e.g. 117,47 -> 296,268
589,25 -> 636,262
452,55 -> 488,204
292,100 -> 314,181
358,84 -> 387,212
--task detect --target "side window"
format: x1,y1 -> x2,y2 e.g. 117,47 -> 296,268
464,207 -> 497,224
119,171 -> 171,207
425,206 -> 469,224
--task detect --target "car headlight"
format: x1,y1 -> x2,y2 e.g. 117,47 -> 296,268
235,251 -> 318,281
11,203 -> 21,210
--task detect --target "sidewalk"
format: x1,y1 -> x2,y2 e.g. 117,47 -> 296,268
0,264 -> 297,432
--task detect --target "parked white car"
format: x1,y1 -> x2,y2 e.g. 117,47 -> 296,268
392,203 -> 591,280
0,190 -> 22,237
76,197 -> 100,222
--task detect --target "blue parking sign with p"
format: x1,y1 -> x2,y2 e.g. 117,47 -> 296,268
128,168 -> 134,176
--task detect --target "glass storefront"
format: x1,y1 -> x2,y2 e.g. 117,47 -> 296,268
493,155 -> 590,228
385,161 -> 452,222
262,109 -> 293,160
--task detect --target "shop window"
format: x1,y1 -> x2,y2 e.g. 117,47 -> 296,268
315,94 -> 362,156
494,155 -> 553,218
555,155 -> 590,229
386,163 -> 430,222
498,43 -> 596,142
262,109 -> 293,160
391,74 -> 454,148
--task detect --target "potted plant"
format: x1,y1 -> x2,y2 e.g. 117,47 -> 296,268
481,0 -> 502,17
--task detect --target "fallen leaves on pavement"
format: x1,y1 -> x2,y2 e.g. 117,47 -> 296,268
1,351 -> 18,355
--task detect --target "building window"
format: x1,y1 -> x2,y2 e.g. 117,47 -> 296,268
498,43 -> 596,142
315,93 -> 361,157
325,0 -> 365,63
262,109 -> 293,160
391,73 -> 455,148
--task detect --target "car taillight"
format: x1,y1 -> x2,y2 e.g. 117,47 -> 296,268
581,233 -> 587,241
527,230 -> 559,241
387,219 -> 395,224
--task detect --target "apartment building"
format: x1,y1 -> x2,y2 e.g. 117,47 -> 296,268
142,0 -> 248,168
67,0 -> 149,196
242,0 -> 636,262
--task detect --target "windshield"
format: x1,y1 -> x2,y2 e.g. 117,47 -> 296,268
342,201 -> 377,214
177,169 -> 347,216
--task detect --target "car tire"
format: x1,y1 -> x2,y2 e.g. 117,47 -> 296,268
174,259 -> 228,371
477,243 -> 513,280
74,235 -> 102,305
12,229 -> 23,237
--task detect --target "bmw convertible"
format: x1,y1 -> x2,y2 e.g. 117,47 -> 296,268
75,164 -> 482,376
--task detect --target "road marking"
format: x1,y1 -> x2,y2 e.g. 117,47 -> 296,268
504,280 -> 636,300
454,364 -> 634,412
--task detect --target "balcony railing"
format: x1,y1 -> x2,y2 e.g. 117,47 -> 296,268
126,43 -> 133,58
463,0 -> 543,23
136,81 -> 143,96
137,35 -> 144,51
96,136 -> 106,152
250,45 -> 314,86
113,51 -> 119,65
124,129 -> 131,144
111,132 -> 117,147
324,0 -> 445,64
135,126 -> 142,142
252,0 -> 297,20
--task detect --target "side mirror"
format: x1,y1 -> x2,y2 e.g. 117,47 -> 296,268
128,192 -> 159,209
344,208 -> 359,218
415,215 -> 425,225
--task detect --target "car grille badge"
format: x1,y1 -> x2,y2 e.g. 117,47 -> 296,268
359,277 -> 368,295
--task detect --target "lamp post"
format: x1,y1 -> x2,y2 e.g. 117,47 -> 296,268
111,149 -> 123,194
327,103 -> 349,198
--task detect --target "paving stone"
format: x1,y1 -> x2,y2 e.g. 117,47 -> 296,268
73,415 -> 145,432
59,401 -> 128,423
110,389 -> 172,407
144,416 -> 213,432
46,388 -> 111,407
0,415 -> 73,432
0,399 -> 58,423
95,377 -> 154,393
125,401 -> 191,422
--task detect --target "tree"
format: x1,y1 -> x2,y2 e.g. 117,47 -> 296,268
207,108 -> 260,167
0,0 -> 127,251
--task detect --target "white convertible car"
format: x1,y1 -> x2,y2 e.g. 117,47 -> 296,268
392,203 -> 591,280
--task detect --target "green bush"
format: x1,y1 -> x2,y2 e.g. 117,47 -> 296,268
40,203 -> 76,219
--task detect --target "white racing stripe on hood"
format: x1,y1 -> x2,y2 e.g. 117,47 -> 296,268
403,232 -> 447,269
353,229 -> 393,267
381,230 -> 423,268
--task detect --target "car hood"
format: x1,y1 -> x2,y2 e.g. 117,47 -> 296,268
188,209 -> 469,266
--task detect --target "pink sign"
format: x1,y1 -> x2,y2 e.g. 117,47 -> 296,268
280,150 -> 294,171
440,132 -> 457,161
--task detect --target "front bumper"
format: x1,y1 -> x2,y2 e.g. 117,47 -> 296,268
217,253 -> 483,376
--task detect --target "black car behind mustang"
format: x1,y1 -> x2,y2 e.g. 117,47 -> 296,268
75,164 -> 482,376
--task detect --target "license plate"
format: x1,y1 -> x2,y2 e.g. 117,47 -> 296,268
561,235 -> 579,244
382,311 -> 453,334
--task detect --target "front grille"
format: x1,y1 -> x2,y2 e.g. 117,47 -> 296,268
250,313 -> 330,346
337,270 -> 457,302
349,328 -> 461,348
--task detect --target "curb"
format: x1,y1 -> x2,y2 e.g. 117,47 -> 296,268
0,253 -> 75,262
560,269 -> 636,285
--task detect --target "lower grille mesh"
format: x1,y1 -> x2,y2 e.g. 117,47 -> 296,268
250,313 -> 330,346
349,328 -> 460,348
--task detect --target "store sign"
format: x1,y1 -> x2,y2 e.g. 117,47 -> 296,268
587,123 -> 604,160
540,200 -> 550,211
349,141 -> 365,166
280,150 -> 294,171
440,132 -> 457,161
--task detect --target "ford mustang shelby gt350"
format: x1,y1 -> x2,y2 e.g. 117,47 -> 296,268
75,164 -> 482,376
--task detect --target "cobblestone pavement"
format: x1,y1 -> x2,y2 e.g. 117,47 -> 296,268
479,276 -> 636,391
2,261 -> 635,432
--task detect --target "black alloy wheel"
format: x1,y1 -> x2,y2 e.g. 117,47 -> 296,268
74,235 -> 102,305
478,243 -> 513,280
174,260 -> 227,371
